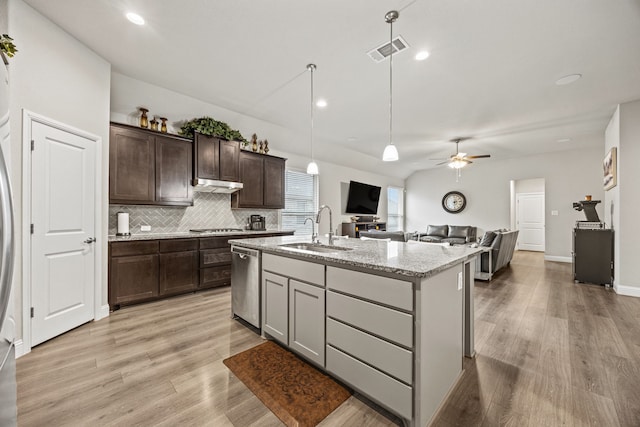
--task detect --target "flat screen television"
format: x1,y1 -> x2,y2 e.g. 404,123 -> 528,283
346,180 -> 381,214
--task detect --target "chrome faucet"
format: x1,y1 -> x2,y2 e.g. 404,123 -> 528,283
304,217 -> 318,244
316,205 -> 333,245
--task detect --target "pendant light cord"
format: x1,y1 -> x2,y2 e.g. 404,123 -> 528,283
389,16 -> 393,148
310,65 -> 314,161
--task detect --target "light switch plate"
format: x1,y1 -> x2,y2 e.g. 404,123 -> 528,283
457,272 -> 463,290
141,225 -> 151,231
551,210 -> 558,216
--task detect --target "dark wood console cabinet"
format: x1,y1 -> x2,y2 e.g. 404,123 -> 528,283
341,222 -> 387,238
231,151 -> 285,209
109,231 -> 294,310
109,122 -> 193,206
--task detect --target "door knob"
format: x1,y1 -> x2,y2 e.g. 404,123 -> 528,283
83,237 -> 96,244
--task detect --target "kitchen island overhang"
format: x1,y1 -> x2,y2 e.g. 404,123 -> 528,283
229,235 -> 481,427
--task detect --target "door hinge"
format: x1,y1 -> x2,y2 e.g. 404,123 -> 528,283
31,224 -> 34,234
31,140 -> 34,151
30,307 -> 34,318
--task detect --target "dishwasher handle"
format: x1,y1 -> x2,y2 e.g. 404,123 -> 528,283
231,246 -> 259,259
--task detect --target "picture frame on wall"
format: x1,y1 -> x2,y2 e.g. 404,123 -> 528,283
603,147 -> 617,191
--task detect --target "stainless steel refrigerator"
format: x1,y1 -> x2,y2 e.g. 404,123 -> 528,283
0,56 -> 17,426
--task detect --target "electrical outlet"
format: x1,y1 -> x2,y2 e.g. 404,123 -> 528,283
551,210 -> 559,216
457,272 -> 463,290
141,225 -> 151,232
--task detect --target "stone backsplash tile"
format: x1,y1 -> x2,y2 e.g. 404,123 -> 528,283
109,192 -> 279,235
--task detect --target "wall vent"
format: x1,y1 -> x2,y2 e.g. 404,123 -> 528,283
367,36 -> 410,63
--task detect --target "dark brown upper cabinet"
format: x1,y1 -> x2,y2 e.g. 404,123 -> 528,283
231,151 -> 286,209
109,123 -> 193,206
193,133 -> 240,183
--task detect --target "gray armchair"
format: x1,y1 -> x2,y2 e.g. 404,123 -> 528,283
358,230 -> 407,242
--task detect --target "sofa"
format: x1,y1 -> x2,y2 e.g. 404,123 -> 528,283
476,229 -> 519,280
412,225 -> 477,245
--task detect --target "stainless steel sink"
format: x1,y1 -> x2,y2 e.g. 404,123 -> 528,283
278,242 -> 352,253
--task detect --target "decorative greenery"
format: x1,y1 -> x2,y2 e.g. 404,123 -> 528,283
0,34 -> 18,58
179,116 -> 247,145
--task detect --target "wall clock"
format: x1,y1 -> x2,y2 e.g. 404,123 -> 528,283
442,191 -> 466,213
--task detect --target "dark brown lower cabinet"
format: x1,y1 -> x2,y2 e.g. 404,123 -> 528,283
159,251 -> 199,296
109,232 -> 294,310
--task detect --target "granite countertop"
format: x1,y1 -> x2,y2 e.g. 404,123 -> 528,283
228,235 -> 483,278
108,229 -> 294,242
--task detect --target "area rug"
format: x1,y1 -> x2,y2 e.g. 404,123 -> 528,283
223,341 -> 352,427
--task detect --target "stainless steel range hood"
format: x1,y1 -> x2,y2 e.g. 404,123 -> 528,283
192,178 -> 243,193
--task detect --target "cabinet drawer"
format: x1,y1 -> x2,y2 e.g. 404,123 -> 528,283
327,291 -> 412,348
199,237 -> 231,249
327,318 -> 412,384
110,240 -> 159,257
262,253 -> 324,287
326,345 -> 412,419
159,238 -> 198,253
200,265 -> 231,288
327,267 -> 413,311
200,248 -> 232,267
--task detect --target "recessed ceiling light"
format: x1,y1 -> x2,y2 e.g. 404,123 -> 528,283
347,137 -> 358,142
555,74 -> 581,86
316,99 -> 328,108
415,51 -> 430,61
126,12 -> 145,25
557,138 -> 571,143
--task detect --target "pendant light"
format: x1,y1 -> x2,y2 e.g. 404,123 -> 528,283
382,10 -> 399,162
306,64 -> 319,175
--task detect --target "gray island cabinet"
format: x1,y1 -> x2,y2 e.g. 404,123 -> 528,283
230,236 -> 481,427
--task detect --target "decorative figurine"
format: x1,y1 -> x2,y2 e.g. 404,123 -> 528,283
150,117 -> 159,131
251,133 -> 258,152
160,117 -> 168,133
139,108 -> 149,128
264,139 -> 269,154
259,141 -> 264,154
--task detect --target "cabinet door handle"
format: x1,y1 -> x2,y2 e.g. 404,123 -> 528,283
83,237 -> 96,244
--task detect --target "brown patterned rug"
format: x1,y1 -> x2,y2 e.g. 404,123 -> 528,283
223,341 -> 352,427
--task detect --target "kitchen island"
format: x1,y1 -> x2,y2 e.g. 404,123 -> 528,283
228,235 -> 481,427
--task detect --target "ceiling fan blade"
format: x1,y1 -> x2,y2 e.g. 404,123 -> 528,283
435,160 -> 450,166
467,154 -> 491,159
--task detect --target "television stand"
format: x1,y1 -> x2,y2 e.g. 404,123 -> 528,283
341,221 -> 386,238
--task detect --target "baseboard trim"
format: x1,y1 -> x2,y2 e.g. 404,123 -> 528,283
614,284 -> 640,298
544,255 -> 572,263
96,304 -> 110,321
15,339 -> 28,358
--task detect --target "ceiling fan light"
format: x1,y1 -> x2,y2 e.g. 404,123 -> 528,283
383,144 -> 399,161
449,159 -> 467,169
306,161 -> 319,175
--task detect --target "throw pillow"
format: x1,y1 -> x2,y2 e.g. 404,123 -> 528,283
479,231 -> 497,247
448,225 -> 469,239
427,224 -> 448,238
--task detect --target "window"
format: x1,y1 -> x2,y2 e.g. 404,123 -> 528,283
282,169 -> 318,235
387,186 -> 404,231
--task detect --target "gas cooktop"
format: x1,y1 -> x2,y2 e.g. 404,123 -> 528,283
190,228 -> 244,233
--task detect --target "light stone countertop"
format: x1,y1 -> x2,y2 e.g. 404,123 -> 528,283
229,235 -> 483,278
108,229 -> 294,242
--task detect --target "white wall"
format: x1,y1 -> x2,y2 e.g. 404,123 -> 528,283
618,100 -> 640,294
7,0 -> 111,344
406,148 -> 604,259
604,106 -> 620,288
111,74 -> 405,237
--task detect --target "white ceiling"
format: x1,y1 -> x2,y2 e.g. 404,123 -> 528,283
23,0 -> 640,178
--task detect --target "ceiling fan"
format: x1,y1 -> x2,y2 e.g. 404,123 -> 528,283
434,138 -> 491,169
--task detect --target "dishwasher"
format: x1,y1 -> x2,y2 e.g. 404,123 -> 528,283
231,246 -> 261,329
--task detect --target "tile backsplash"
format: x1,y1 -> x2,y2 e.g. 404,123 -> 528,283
109,192 -> 279,235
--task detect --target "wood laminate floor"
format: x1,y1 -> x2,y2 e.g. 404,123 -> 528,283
17,251 -> 640,426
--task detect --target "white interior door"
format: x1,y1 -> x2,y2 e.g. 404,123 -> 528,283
31,121 -> 96,346
516,192 -> 545,252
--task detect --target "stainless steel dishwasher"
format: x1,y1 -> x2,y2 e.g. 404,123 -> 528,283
231,246 -> 261,328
